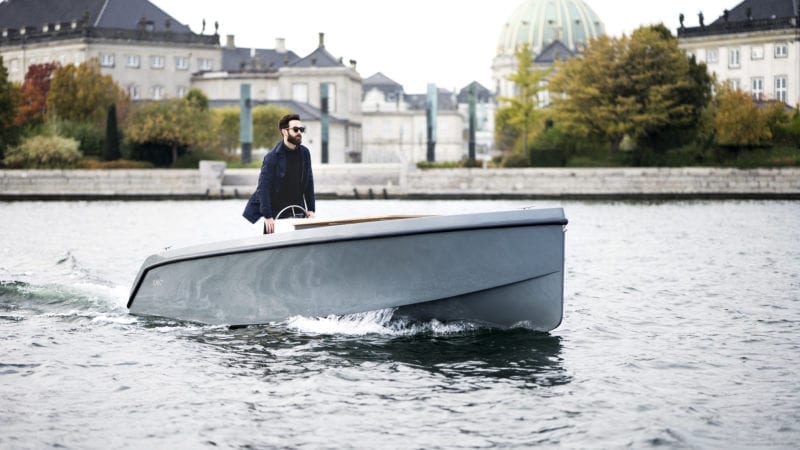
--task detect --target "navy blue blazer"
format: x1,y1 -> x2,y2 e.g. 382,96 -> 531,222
242,141 -> 315,223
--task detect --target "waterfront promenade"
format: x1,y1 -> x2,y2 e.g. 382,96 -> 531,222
1,162 -> 799,200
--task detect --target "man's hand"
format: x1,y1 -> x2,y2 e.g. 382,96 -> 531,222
307,211 -> 315,219
264,217 -> 275,234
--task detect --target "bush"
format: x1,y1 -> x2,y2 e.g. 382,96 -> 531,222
77,158 -> 154,169
3,135 -> 81,168
529,148 -> 567,167
500,152 -> 530,167
57,120 -> 104,157
129,141 -> 186,167
173,148 -> 232,168
416,159 -> 485,169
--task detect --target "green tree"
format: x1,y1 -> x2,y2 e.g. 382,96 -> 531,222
253,104 -> 291,149
495,43 -> 551,157
104,103 -> 121,161
549,25 -> 711,155
629,25 -> 713,151
185,88 -> 209,111
212,107 -> 240,153
549,35 -> 632,154
125,97 -> 213,166
0,56 -> 21,160
47,59 -> 129,125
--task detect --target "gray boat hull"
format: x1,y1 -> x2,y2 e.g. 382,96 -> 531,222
128,208 -> 567,330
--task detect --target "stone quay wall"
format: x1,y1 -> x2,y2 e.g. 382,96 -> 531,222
1,163 -> 799,200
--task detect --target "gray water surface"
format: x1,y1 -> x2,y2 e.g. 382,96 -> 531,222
1,199 -> 798,449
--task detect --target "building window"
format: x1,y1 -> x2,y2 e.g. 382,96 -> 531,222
175,56 -> 189,71
775,43 -> 789,58
751,45 -> 764,60
176,86 -> 188,98
150,55 -> 164,69
775,76 -> 788,103
9,58 -> 19,73
728,48 -> 740,68
197,58 -> 213,71
99,53 -> 115,67
730,79 -> 741,91
126,55 -> 140,68
751,78 -> 764,100
292,83 -> 308,103
151,85 -> 164,100
706,49 -> 718,64
128,84 -> 140,100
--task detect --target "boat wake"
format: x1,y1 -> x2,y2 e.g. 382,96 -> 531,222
284,309 -> 501,336
0,251 -> 131,323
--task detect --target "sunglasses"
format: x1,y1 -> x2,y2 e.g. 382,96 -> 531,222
285,126 -> 306,133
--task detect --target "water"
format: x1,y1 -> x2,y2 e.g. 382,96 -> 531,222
1,199 -> 799,449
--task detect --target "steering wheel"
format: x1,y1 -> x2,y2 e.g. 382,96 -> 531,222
275,204 -> 308,219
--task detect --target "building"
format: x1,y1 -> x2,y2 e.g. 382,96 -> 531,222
0,0 -> 220,100
492,0 -> 605,101
360,73 -> 486,163
3,0 -> 557,163
192,33 -> 364,164
677,0 -> 799,105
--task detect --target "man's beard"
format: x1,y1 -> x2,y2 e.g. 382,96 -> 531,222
287,133 -> 302,146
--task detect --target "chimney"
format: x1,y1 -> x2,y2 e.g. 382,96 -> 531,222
226,34 -> 235,48
318,32 -> 325,48
276,37 -> 286,53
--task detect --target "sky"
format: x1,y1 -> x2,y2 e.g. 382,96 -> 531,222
152,0 -> 736,94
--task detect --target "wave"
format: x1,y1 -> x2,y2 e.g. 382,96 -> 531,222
0,278 -> 129,322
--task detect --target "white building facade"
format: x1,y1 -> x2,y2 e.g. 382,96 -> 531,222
677,0 -> 799,105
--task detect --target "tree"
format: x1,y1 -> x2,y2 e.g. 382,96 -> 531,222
47,59 -> 129,125
212,107 -> 240,153
125,97 -> 213,166
213,104 -> 291,154
495,43 -> 551,156
15,62 -> 59,127
628,25 -> 713,150
713,83 -> 771,148
184,88 -> 209,111
104,103 -> 121,161
0,56 -> 21,160
548,35 -> 633,154
253,105 -> 291,149
549,25 -> 712,154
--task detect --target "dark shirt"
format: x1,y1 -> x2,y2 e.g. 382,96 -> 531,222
273,147 -> 303,218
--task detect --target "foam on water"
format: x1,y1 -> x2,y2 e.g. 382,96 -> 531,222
284,308 -> 494,337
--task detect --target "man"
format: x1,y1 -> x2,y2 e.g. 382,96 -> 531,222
243,113 -> 315,233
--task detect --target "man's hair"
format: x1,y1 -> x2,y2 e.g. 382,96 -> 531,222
279,114 -> 300,130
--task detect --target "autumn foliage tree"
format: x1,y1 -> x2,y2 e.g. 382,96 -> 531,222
47,59 -> 128,125
549,25 -> 712,155
713,83 -> 772,148
15,62 -> 59,127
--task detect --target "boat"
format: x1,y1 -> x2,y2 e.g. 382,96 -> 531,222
127,207 -> 568,331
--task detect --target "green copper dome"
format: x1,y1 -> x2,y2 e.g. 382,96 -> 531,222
497,0 -> 605,56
